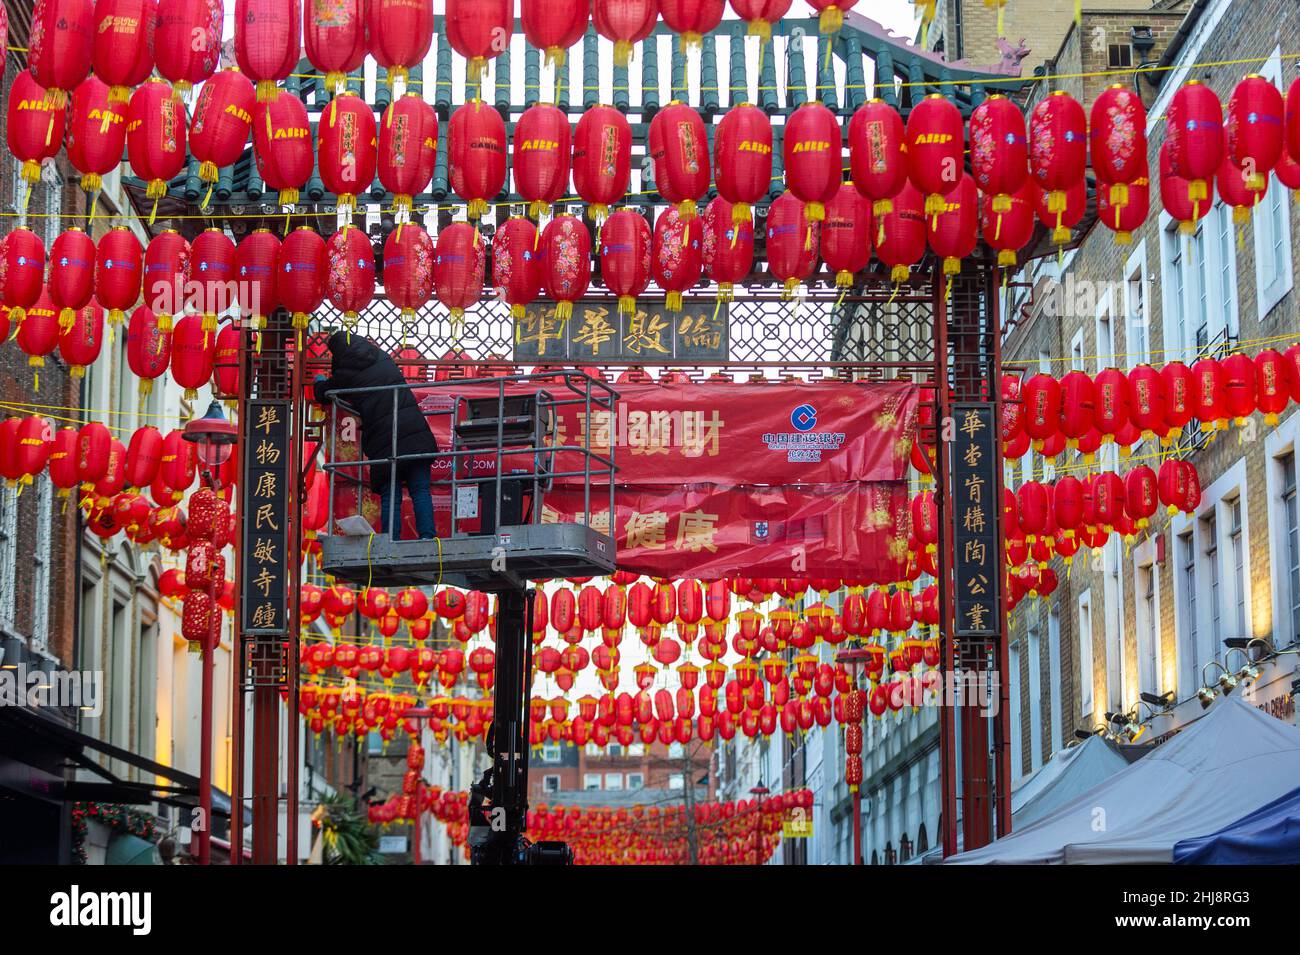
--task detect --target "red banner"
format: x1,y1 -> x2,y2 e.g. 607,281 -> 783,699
413,379 -> 919,486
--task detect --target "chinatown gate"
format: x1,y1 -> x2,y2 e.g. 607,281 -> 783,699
137,13 -> 1070,863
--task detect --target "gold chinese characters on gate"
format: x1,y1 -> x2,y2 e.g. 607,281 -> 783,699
514,301 -> 729,362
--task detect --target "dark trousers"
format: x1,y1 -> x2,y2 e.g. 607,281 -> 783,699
378,462 -> 436,540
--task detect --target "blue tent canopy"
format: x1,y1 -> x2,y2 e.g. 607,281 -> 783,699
1174,785 -> 1300,865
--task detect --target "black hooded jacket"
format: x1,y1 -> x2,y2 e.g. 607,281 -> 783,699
314,331 -> 438,491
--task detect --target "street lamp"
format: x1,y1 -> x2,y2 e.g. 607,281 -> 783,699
183,401 -> 238,865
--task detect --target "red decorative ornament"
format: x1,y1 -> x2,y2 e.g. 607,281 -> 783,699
592,0 -> 657,67
599,210 -> 652,314
875,181 -> 925,284
66,76 -> 128,197
234,0 -> 300,101
1161,360 -> 1196,441
369,0 -> 435,89
3,230 -> 46,326
92,0 -> 157,103
970,94 -> 1027,213
522,0 -> 589,68
170,313 -> 215,401
189,69 -> 255,194
491,217 -> 543,318
572,104 -> 632,222
817,181 -> 871,287
1021,373 -> 1061,445
1160,139 -> 1212,235
783,101 -> 841,222
326,226 -> 376,325
1098,166 -> 1150,245
713,103 -> 772,226
515,104 -> 572,219
153,0 -> 222,96
235,228 -> 280,327
445,0 -> 514,85
304,0 -> 368,93
766,190 -> 819,298
805,0 -> 855,34
1191,357 -> 1227,431
143,230 -> 189,330
379,94 -> 439,214
729,0 -> 791,43
126,79 -> 187,203
49,228 -> 96,330
278,227 -> 328,332
660,0 -> 724,51
849,98 -> 907,218
1167,80 -> 1223,206
213,322 -> 240,396
384,224 -> 435,325
253,88 -> 314,206
190,229 -> 236,333
1092,368 -> 1131,442
1221,352 -> 1257,426
1032,178 -> 1087,245
1029,91 -> 1087,219
124,426 -> 164,492
1090,84 -> 1148,210
57,300 -> 104,378
649,102 -> 710,219
652,206 -> 702,312
539,215 -> 591,320
981,180 -> 1035,267
701,197 -> 753,300
48,426 -> 80,500
28,0 -> 94,107
1255,348 -> 1288,426
1226,74 -> 1285,197
906,94 -> 964,218
8,70 -> 66,188
17,293 -> 60,387
318,92 -> 378,213
1127,364 -> 1167,439
434,223 -> 486,324
926,173 -> 977,277
126,305 -> 172,397
449,101 -> 507,220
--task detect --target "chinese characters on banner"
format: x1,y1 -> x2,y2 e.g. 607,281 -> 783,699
513,300 -> 729,362
241,400 -> 290,634
952,404 -> 1001,637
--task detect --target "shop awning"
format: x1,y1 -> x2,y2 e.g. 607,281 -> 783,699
1174,784 -> 1300,864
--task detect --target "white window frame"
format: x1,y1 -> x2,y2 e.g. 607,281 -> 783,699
543,774 -> 561,793
1009,641 -> 1023,780
1094,286 -> 1116,372
0,483 -> 16,633
582,773 -> 602,790
626,772 -> 645,789
1027,621 -> 1043,772
540,740 -> 561,763
1265,412 -> 1300,647
1123,242 -> 1151,369
1069,328 -> 1085,372
1047,610 -> 1062,756
1101,535 -> 1126,711
668,773 -> 685,790
603,772 -> 623,790
1172,528 -> 1199,699
1160,205 -> 1240,362
1132,537 -> 1162,697
1077,590 -> 1094,719
1252,47 -> 1294,319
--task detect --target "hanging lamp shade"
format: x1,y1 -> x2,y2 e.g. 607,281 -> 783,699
369,0 -> 434,89
379,94 -> 439,214
28,0 -> 94,108
66,76 -> 128,195
304,0 -> 368,93
573,104 -> 632,222
652,206 -> 703,312
234,0 -> 301,101
514,104 -> 573,220
448,100 -> 508,220
189,69 -> 256,190
446,0 -> 514,85
701,196 -> 753,301
153,0 -> 223,96
252,87 -> 314,206
970,94 -> 1028,213
649,102 -> 710,219
492,217 -> 544,319
599,210 -> 652,315
92,0 -> 157,104
592,0 -> 658,68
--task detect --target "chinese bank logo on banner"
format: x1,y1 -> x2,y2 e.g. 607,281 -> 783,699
762,405 -> 845,463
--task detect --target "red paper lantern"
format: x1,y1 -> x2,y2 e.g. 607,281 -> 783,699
1167,80 -> 1223,205
1226,74 -> 1285,196
1032,178 -> 1087,245
661,0 -> 724,51
783,101 -> 841,222
253,88 -> 314,206
1255,348 -> 1288,425
593,0 -> 656,67
805,0 -> 855,34
1093,368 -> 1131,442
849,99 -> 907,216
1161,360 -> 1196,440
1021,373 -> 1061,445
729,0 -> 792,42
713,103 -> 772,225
649,102 -> 710,219
1091,84 -> 1148,209
124,426 -> 164,491
159,428 -> 195,501
1098,167 -> 1150,245
1160,139 -> 1212,234
1124,465 -> 1158,528
491,217 -> 543,318
304,0 -> 368,92
599,210 -> 652,314
369,0 -> 435,88
384,224 -> 435,324
17,293 -> 60,385
652,206 -> 702,312
981,180 -> 1035,267
1192,357 -> 1227,431
515,104 -> 572,219
926,173 -> 977,277
434,223 -> 486,323
1058,369 -> 1096,444
234,0 -> 300,101
66,76 -> 127,195
190,228 -> 236,333
1158,458 -> 1192,515
812,181 -> 871,287
126,305 -> 172,397
379,94 -> 439,213
58,300 -> 104,378
234,229 -> 280,326
318,92 -> 377,212
278,227 -> 327,331
449,101 -> 507,220
75,421 -> 112,489
126,79 -> 187,202
7,70 -> 66,187
13,416 -> 52,486
522,0 -> 589,67
213,322 -> 240,396
48,426 -> 80,499
170,313 -> 215,401
875,181 -> 925,284
701,197 -> 753,300
189,69 -> 255,191
572,104 -> 632,222
445,0 -> 513,84
326,226 -> 376,324
970,94 -> 1028,213
29,0 -> 94,107
766,190 -> 818,297
1276,148 -> 1300,192
143,230 -> 189,329
49,229 -> 96,329
92,0 -> 157,103
1029,91 -> 1087,218
539,215 -> 592,319
154,0 -> 223,95
1221,352 -> 1257,426
906,94 -> 964,217
1217,147 -> 1261,226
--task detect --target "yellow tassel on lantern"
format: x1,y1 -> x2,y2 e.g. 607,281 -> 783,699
748,20 -> 772,42
618,296 -> 636,315
717,283 -> 734,302
805,201 -> 825,222
1109,183 -> 1129,208
1188,179 -> 1208,202
836,270 -> 854,288
256,80 -> 278,103
782,278 -> 800,300
890,265 -> 909,283
680,32 -> 703,54
998,249 -> 1016,267
943,257 -> 961,276
677,200 -> 697,220
529,200 -> 549,220
613,40 -> 634,68
388,67 -> 409,91
587,203 -> 609,223
468,198 -> 488,219
819,5 -> 844,34
555,300 -> 573,320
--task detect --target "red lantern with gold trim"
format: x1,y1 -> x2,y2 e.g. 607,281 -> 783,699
143,230 -> 188,330
92,0 -> 156,104
539,215 -> 591,320
449,101 -> 507,220
906,94 -> 964,218
170,313 -> 214,401
729,0 -> 791,43
213,322 -> 239,397
66,76 -> 127,196
805,0 -> 855,34
49,229 -> 96,330
1226,74 -> 1285,198
29,0 -> 94,107
1030,91 -> 1087,219
714,103 -> 772,225
823,182 -> 873,286
1090,84 -> 1148,210
1032,178 -> 1087,245
926,173 -> 977,277
981,180 -> 1034,268
1222,352 -> 1257,426
190,229 -> 236,333
649,103 -> 710,220
57,300 -> 103,379
766,190 -> 818,298
253,88 -> 314,206
492,217 -> 543,318
445,0 -> 513,85
434,223 -> 486,324
515,104 -> 572,219
1192,356 -> 1227,431
1161,360 -> 1195,440
126,79 -> 187,203
379,94 -> 439,214
1021,373 -> 1061,445
1255,348 -> 1288,426
384,224 -> 435,325
318,92 -> 377,213
278,227 -> 327,332
369,0 -> 435,89
234,0 -> 300,102
573,104 -> 632,222
326,226 -> 376,324
593,0 -> 656,67
849,99 -> 907,216
304,0 -> 367,93
3,230 -> 46,327
1167,80 -> 1223,207
522,0 -> 589,68
8,70 -> 66,187
1161,141 -> 1213,234
189,69 -> 255,193
154,0 -> 222,96
875,181 -> 925,284
1098,168 -> 1150,245
702,197 -> 753,300
234,229 -> 280,328
599,210 -> 652,315
124,426 -> 164,492
1059,369 -> 1096,445
1093,368 -> 1131,442
652,206 -> 702,312
17,293 -> 60,387
970,94 -> 1027,214
1125,465 -> 1158,529
126,305 -> 171,397
661,0 -> 724,51
783,101 -> 842,222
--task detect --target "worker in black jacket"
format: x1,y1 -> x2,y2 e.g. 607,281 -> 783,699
313,331 -> 438,540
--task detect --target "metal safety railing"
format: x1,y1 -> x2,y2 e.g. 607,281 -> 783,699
318,370 -> 618,543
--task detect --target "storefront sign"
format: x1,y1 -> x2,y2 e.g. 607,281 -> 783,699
952,404 -> 1001,637
241,399 -> 291,634
513,300 -> 729,362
